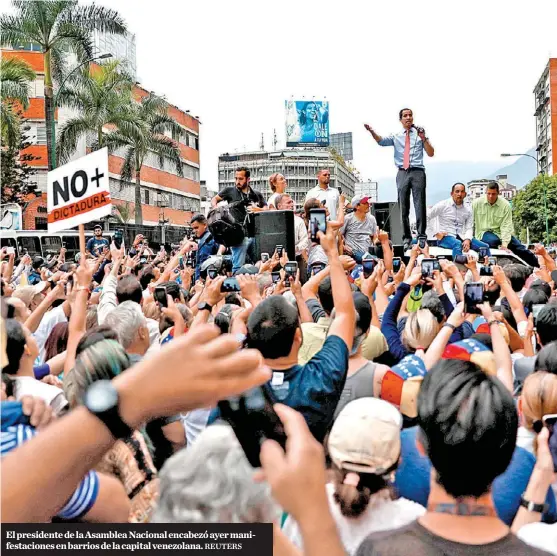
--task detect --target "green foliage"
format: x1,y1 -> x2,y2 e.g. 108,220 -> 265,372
512,174 -> 557,244
1,122 -> 40,205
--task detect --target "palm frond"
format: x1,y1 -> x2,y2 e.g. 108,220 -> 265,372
56,114 -> 93,163
60,4 -> 127,35
0,14 -> 43,48
149,135 -> 184,177
0,101 -> 21,149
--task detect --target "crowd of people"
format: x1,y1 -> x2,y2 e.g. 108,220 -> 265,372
1,158 -> 557,555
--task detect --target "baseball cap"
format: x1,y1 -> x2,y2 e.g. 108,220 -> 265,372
32,256 -> 46,270
351,195 -> 370,207
12,282 -> 48,307
328,398 -> 402,475
93,224 -> 102,230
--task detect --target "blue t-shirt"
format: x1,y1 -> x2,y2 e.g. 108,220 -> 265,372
86,236 -> 109,256
210,335 -> 349,443
394,426 -> 557,525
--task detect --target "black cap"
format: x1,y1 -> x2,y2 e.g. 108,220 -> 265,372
32,256 -> 45,270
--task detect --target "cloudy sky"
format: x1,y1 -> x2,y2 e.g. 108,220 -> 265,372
31,1 -> 557,188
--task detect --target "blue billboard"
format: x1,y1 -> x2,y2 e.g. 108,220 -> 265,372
285,99 -> 329,147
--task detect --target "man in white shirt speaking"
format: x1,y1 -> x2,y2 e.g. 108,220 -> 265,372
428,183 -> 491,259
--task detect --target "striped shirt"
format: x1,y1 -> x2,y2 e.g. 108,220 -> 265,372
1,424 -> 99,520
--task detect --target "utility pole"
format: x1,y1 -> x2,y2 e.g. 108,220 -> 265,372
260,133 -> 264,151
273,128 -> 278,151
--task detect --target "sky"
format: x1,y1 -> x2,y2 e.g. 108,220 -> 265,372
7,0 -> 557,191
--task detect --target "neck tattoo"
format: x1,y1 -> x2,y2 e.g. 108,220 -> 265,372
429,502 -> 497,517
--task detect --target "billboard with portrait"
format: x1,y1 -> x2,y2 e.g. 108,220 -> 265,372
285,100 -> 329,147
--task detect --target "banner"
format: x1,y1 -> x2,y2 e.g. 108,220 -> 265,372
47,148 -> 111,233
285,100 -> 329,147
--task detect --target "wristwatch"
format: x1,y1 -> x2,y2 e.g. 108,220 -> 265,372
519,494 -> 548,514
197,302 -> 213,313
83,380 -> 133,440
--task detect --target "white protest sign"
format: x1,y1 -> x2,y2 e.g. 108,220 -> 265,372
47,147 -> 111,233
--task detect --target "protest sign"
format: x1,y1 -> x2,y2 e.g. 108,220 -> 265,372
47,148 -> 111,233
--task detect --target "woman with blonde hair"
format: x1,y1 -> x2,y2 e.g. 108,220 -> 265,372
268,173 -> 287,209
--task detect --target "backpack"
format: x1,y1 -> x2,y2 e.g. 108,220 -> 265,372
207,205 -> 245,247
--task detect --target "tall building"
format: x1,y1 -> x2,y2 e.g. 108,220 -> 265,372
354,181 -> 378,203
218,149 -> 357,208
534,58 -> 556,175
467,175 -> 517,201
2,43 -> 200,230
329,132 -> 353,161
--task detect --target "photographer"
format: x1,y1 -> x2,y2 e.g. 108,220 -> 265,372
211,167 -> 266,273
190,214 -> 223,281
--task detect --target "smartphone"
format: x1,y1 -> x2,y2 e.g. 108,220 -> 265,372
154,286 -> 168,308
542,414 -> 557,472
362,253 -> 377,279
478,247 -> 489,259
392,257 -> 402,273
218,386 -> 286,468
271,271 -> 281,284
5,247 -> 15,255
433,260 -> 441,272
113,229 -> 123,250
186,251 -> 195,268
207,266 -> 218,280
418,235 -> 427,249
221,277 -> 241,293
261,253 -> 270,263
487,256 -> 497,266
479,265 -> 493,277
464,282 -> 484,314
140,257 -> 147,265
421,258 -> 436,279
311,263 -> 326,276
453,254 -> 468,265
276,245 -> 284,257
532,303 -> 545,325
178,255 -> 185,270
284,261 -> 298,286
309,209 -> 327,242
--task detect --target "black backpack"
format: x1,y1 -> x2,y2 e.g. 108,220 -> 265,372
207,205 -> 245,248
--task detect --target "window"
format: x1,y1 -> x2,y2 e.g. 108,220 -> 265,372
35,218 -> 47,230
172,127 -> 180,141
36,124 -> 47,145
143,189 -> 150,205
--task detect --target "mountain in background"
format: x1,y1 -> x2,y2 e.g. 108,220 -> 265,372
376,149 -> 537,205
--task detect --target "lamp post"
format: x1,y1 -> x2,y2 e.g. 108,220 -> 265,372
500,152 -> 550,245
50,53 -> 112,169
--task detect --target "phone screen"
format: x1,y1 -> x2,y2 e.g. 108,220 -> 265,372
392,258 -> 401,273
532,304 -> 545,324
362,256 -> 376,279
284,262 -> 298,286
311,263 -> 326,276
179,255 -> 185,270
271,271 -> 281,284
207,267 -> 218,280
261,253 -> 270,263
478,247 -> 488,259
418,236 -> 427,249
154,287 -> 168,307
421,259 -> 435,278
464,282 -> 484,314
221,277 -> 241,293
113,230 -> 123,250
309,209 -> 327,242
487,256 -> 497,266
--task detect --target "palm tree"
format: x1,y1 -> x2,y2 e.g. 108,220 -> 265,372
114,201 -> 133,225
0,57 -> 36,148
55,59 -> 136,164
104,94 -> 184,225
0,0 -> 127,169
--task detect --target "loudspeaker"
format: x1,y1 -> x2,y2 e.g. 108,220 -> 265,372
372,202 -> 403,245
252,210 -> 296,261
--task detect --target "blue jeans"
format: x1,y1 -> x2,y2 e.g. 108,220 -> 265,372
481,232 -> 539,267
438,235 -> 491,259
231,237 -> 255,273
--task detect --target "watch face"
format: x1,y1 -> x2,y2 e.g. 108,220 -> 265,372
84,381 -> 119,413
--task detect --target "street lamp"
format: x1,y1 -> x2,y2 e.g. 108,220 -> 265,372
500,152 -> 550,245
50,53 -> 112,169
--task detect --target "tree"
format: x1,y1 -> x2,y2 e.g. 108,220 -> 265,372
512,174 -> 557,244
56,59 -> 137,164
1,121 -> 40,205
0,57 -> 36,149
0,0 -> 127,170
103,94 -> 184,225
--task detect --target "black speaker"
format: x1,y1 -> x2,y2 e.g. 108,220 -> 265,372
252,210 -> 296,261
372,202 -> 403,245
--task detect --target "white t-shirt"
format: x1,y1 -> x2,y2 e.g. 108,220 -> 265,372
517,522 -> 557,555
15,376 -> 68,416
305,186 -> 340,220
268,193 -> 280,208
282,483 -> 425,555
181,408 -> 212,446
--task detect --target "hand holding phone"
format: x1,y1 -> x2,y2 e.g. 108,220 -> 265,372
284,261 -> 298,287
221,277 -> 241,293
309,209 -> 327,243
421,258 -> 435,279
464,282 -> 484,314
154,286 -> 168,308
362,253 -> 377,279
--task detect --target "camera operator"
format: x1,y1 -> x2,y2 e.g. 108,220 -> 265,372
211,167 -> 266,273
190,214 -> 224,281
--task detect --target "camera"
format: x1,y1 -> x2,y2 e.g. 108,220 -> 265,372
221,255 -> 233,274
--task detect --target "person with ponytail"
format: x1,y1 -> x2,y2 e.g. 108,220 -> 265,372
268,173 -> 288,210
283,398 -> 424,554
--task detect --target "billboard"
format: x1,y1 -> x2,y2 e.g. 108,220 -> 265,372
285,99 -> 329,147
330,132 -> 353,161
